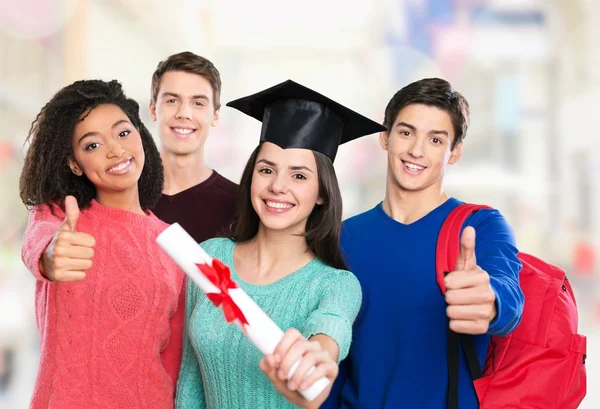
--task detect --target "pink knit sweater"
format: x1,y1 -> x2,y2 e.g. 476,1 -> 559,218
21,200 -> 185,409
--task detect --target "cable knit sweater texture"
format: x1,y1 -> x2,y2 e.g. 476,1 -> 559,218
175,237 -> 362,409
21,200 -> 185,409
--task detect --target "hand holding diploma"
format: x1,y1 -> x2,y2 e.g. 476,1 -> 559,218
156,223 -> 330,402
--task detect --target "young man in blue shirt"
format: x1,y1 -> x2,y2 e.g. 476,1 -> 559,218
324,78 -> 524,409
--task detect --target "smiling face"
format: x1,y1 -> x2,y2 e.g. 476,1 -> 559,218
380,103 -> 463,195
149,70 -> 219,156
68,103 -> 144,204
250,142 -> 323,235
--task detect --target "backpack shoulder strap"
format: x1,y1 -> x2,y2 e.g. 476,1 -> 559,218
436,203 -> 492,294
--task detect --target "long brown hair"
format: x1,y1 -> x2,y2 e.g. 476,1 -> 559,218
230,144 -> 347,270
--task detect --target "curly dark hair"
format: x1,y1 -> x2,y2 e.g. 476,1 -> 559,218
19,79 -> 164,211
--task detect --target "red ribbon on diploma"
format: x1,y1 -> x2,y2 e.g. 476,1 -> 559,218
196,259 -> 249,327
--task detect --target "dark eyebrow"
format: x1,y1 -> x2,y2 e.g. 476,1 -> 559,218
395,121 -> 416,131
429,129 -> 449,137
257,159 -> 276,167
161,92 -> 180,99
396,121 -> 449,137
289,165 -> 313,173
78,119 -> 131,144
78,132 -> 97,144
111,119 -> 130,129
256,159 -> 314,173
161,92 -> 209,100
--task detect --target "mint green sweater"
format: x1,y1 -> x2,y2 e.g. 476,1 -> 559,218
175,238 -> 362,409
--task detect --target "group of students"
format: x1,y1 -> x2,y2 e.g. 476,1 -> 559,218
18,51 -> 524,409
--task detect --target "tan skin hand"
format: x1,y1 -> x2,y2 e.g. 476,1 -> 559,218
40,195 -> 96,282
444,226 -> 497,334
259,329 -> 339,409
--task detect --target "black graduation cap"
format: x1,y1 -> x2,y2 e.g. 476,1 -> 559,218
226,79 -> 387,161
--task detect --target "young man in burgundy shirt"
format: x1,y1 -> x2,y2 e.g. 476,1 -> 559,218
149,52 -> 238,243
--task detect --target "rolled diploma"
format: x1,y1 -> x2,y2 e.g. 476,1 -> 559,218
156,223 -> 329,402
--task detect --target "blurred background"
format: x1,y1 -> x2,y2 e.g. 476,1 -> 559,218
0,0 -> 598,407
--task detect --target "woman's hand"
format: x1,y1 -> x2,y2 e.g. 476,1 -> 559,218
259,328 -> 338,409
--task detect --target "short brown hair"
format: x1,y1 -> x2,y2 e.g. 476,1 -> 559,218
151,51 -> 222,110
384,78 -> 470,149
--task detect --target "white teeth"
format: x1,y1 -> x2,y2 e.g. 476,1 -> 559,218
405,162 -> 425,171
108,159 -> 131,172
173,128 -> 194,134
266,201 -> 293,209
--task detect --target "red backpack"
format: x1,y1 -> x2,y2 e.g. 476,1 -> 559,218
436,204 -> 587,409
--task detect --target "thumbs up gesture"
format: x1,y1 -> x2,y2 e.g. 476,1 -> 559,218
443,227 -> 496,334
40,196 -> 96,282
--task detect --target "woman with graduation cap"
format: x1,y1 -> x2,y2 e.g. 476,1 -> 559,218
175,80 -> 386,409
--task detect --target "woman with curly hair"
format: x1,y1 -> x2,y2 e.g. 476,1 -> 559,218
19,79 -> 185,409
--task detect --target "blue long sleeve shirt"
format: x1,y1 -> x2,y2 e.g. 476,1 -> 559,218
323,198 -> 524,409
